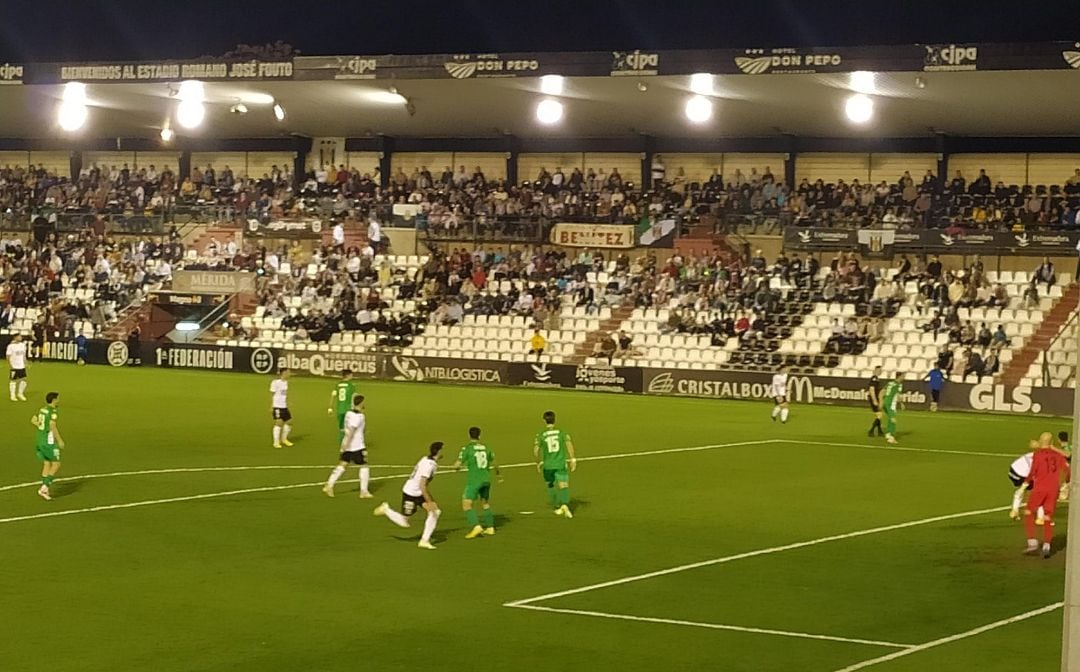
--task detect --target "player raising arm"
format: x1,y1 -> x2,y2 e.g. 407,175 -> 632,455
270,369 -> 294,448
452,426 -> 500,539
323,395 -> 371,498
32,392 -> 64,500
1023,432 -> 1071,558
327,371 -> 355,442
7,334 -> 29,401
533,410 -> 577,518
374,441 -> 444,550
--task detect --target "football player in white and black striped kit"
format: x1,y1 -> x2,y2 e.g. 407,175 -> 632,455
769,366 -> 790,423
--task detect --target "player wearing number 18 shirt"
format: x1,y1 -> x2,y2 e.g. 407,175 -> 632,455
375,442 -> 444,550
452,426 -> 500,539
769,366 -> 790,423
322,395 -> 371,498
534,410 -> 577,518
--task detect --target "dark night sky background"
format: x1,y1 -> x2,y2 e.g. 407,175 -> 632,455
2,1 -> 1080,63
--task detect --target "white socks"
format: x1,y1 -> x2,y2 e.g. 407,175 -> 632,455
421,509 -> 441,543
383,507 -> 409,528
780,408 -> 789,423
359,467 -> 370,494
771,406 -> 780,419
326,466 -> 345,488
8,382 -> 14,399
282,424 -> 291,440
273,426 -> 282,444
1012,487 -> 1025,512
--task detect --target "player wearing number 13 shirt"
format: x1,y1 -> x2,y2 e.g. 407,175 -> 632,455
534,410 -> 577,519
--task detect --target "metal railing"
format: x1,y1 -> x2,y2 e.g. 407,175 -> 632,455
1040,309 -> 1079,387
0,209 -> 168,235
418,215 -> 551,244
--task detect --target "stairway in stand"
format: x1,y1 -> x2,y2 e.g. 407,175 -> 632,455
102,303 -> 151,340
1001,283 -> 1080,387
188,224 -> 241,255
567,305 -> 635,365
673,216 -> 742,263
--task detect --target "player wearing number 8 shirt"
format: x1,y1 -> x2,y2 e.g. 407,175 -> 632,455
534,410 -> 577,518
326,371 -> 355,442
452,426 -> 500,539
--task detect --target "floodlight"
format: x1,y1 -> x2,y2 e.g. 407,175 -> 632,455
684,95 -> 713,123
536,98 -> 564,125
689,73 -> 714,96
540,74 -> 564,96
844,93 -> 874,124
850,71 -> 876,94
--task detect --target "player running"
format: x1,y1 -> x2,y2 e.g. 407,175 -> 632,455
1009,437 -> 1071,519
327,371 -> 356,442
32,392 -> 64,500
323,394 -> 371,498
866,365 -> 884,437
374,441 -> 444,550
7,334 -> 29,401
769,366 -> 790,424
452,426 -> 500,539
534,410 -> 577,518
882,372 -> 903,444
1023,432 -> 1071,558
270,369 -> 294,448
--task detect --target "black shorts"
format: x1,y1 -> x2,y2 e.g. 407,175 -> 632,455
869,402 -> 881,413
272,407 -> 292,422
10,369 -> 26,380
773,395 -> 787,405
1008,468 -> 1032,489
931,389 -> 941,402
401,492 -> 426,517
339,449 -> 367,465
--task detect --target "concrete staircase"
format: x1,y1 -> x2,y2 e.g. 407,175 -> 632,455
189,225 -> 241,255
673,217 -> 742,262
102,303 -> 151,340
567,305 -> 635,365
1001,283 -> 1080,387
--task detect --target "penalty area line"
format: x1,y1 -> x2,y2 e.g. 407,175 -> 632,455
507,604 -> 914,649
831,602 -> 1063,671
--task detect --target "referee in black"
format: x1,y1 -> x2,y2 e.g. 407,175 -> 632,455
867,365 -> 885,437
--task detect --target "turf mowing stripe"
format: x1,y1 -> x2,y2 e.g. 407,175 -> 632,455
509,604 -> 914,649
0,440 -> 770,523
504,504 -> 1010,607
775,439 -> 1016,459
0,465 -> 418,493
830,602 -> 1064,671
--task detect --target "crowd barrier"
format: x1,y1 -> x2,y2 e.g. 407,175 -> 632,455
9,336 -> 1072,417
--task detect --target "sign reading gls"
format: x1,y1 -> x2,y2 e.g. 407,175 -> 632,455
968,383 -> 1041,414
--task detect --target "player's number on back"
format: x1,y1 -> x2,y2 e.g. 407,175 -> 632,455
475,451 -> 488,469
545,435 -> 560,453
337,389 -> 348,402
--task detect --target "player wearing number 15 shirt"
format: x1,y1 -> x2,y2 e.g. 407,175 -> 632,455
534,410 -> 577,519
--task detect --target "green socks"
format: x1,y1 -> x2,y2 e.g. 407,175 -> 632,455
557,487 -> 570,506
547,486 -> 557,506
42,476 -> 53,486
465,509 -> 479,527
482,508 -> 494,527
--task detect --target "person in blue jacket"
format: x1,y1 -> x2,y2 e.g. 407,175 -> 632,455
925,364 -> 946,412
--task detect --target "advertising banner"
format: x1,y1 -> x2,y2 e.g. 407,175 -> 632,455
386,355 -> 506,385
23,59 -> 294,84
245,218 -> 324,239
0,62 -> 23,85
271,349 -> 386,378
171,271 -> 256,294
550,223 -> 636,249
784,227 -> 1080,255
508,362 -> 640,392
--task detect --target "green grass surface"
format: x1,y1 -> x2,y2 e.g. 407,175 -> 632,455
0,364 -> 1069,672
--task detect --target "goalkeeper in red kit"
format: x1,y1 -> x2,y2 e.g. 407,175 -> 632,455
1024,432 -> 1071,559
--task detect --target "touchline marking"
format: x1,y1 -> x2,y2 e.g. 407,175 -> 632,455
0,464 -> 417,494
831,602 -> 1064,671
509,604 -> 913,649
0,440 -> 771,524
779,439 -> 1015,459
504,504 -> 1009,607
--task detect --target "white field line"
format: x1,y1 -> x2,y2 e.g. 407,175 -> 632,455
504,504 -> 1009,607
831,602 -> 1064,671
509,604 -> 914,649
0,440 -> 773,525
783,439 -> 1016,459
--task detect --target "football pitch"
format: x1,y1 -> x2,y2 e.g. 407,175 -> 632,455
0,364 -> 1069,672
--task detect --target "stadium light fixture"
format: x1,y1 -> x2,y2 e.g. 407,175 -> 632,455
535,98 -> 564,125
689,73 -> 714,96
58,81 -> 89,132
175,321 -> 200,332
540,74 -> 564,96
844,93 -> 874,124
684,95 -> 713,124
160,123 -> 174,143
175,80 -> 205,129
273,103 -> 286,121
849,71 -> 877,95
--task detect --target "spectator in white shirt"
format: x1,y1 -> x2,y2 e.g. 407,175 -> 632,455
332,221 -> 345,248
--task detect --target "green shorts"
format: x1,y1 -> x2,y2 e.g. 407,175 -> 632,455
36,445 -> 60,462
542,468 -> 569,487
463,481 -> 492,501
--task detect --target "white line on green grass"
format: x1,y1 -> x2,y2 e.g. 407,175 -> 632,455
510,604 -> 914,649
831,602 -> 1064,671
504,504 -> 1010,607
0,440 -> 775,524
779,439 -> 1016,459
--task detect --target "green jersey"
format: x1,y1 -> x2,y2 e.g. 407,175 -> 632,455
883,381 -> 902,413
333,381 -> 356,415
536,427 -> 571,470
35,406 -> 57,447
457,441 -> 494,484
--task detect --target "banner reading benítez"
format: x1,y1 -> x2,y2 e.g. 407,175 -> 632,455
550,223 -> 636,249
